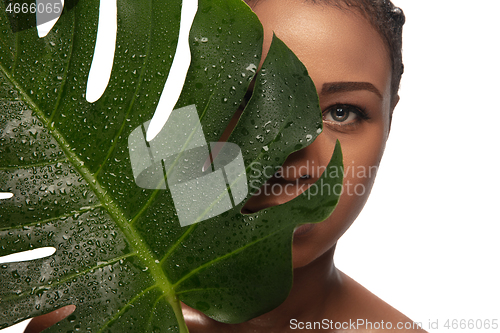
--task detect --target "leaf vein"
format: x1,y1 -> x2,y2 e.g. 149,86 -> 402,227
94,9 -> 153,178
173,228 -> 283,289
0,158 -> 69,171
0,204 -> 101,232
12,31 -> 18,75
145,293 -> 165,331
128,88 -> 218,228
176,287 -> 231,295
159,224 -> 198,265
97,284 -> 160,333
1,253 -> 136,303
1,51 -> 178,323
48,13 -> 76,124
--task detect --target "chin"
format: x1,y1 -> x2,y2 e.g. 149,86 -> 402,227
291,220 -> 336,269
290,198 -> 363,269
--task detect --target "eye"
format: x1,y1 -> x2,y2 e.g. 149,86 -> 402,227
323,104 -> 366,125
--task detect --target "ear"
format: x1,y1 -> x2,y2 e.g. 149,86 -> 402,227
388,94 -> 400,134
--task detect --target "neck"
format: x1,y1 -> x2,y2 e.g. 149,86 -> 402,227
182,245 -> 343,332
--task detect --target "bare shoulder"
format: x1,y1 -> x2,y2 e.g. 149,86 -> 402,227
329,270 -> 427,332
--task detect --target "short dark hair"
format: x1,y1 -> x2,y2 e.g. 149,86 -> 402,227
245,0 -> 405,103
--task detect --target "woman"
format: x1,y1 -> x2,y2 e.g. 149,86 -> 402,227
26,0 -> 423,332
181,0 -> 425,332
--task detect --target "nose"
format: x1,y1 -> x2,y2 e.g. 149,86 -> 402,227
242,132 -> 335,214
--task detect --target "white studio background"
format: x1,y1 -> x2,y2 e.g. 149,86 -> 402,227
2,1 -> 500,333
335,0 -> 500,332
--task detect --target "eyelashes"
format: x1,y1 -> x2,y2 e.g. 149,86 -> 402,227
322,104 -> 370,130
238,88 -> 370,133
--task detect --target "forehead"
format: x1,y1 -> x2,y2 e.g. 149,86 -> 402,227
252,0 -> 392,99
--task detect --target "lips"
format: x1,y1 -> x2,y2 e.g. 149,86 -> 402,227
293,223 -> 315,237
240,202 -> 279,215
240,207 -> 255,215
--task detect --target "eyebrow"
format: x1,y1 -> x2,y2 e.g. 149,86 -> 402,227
321,82 -> 383,99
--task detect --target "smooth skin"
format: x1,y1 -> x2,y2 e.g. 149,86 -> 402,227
26,1 -> 425,332
183,1 -> 425,332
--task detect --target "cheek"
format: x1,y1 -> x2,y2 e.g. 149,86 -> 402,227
334,131 -> 386,230
292,125 -> 387,268
342,125 -> 387,202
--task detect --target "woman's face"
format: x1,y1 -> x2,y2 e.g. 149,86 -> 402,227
242,0 -> 395,268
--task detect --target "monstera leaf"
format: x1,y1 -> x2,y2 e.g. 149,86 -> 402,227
0,0 -> 343,332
